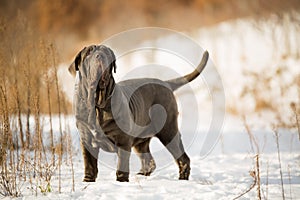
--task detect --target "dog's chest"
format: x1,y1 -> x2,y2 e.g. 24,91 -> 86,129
97,110 -> 120,135
98,110 -> 114,126
102,110 -> 113,121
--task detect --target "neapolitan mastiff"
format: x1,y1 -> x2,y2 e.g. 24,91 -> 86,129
69,45 -> 209,182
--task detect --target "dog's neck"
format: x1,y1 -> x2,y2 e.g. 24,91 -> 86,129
96,75 -> 115,111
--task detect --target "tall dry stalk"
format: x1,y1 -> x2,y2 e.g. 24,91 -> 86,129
255,155 -> 261,200
39,41 -> 56,167
51,44 -> 63,193
242,116 -> 261,200
273,128 -> 285,200
25,55 -> 31,150
34,92 -> 41,165
233,170 -> 257,200
11,55 -> 26,175
45,60 -> 55,167
243,116 -> 259,153
33,93 -> 40,196
13,84 -> 23,170
290,102 -> 300,141
13,64 -> 25,149
67,132 -> 75,192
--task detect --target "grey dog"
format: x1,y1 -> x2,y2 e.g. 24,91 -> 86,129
69,45 -> 209,182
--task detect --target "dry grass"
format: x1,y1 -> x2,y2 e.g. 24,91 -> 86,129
0,17 -> 74,197
240,116 -> 262,200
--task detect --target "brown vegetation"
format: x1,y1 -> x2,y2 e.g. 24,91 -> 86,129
0,15 -> 74,197
0,14 -> 71,114
1,0 -> 299,59
2,0 -> 299,37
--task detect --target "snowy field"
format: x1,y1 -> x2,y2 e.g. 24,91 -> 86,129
52,152 -> 300,200
7,16 -> 299,199
14,121 -> 300,200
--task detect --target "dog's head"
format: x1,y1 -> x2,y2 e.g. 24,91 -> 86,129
70,45 -> 117,131
69,45 -> 116,83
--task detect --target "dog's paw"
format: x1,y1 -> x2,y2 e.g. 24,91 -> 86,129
137,171 -> 151,176
178,161 -> 190,180
116,171 -> 129,182
179,173 -> 189,180
83,177 -> 96,182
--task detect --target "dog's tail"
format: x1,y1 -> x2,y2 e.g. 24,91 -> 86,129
166,51 -> 209,91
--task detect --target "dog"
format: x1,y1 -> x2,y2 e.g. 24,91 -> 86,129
69,45 -> 209,182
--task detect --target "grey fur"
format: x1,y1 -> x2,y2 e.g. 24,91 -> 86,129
69,45 -> 209,182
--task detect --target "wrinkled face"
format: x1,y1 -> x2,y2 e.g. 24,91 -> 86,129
80,45 -> 102,84
69,45 -> 116,83
70,45 -> 116,129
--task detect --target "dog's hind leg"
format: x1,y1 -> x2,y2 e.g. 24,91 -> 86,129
156,130 -> 190,180
134,138 -> 156,176
116,147 -> 131,182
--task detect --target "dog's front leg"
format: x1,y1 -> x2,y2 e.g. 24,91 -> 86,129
81,142 -> 99,182
116,147 -> 131,182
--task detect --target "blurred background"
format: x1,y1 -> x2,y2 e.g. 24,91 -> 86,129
0,0 -> 299,115
0,0 -> 299,136
1,0 -> 299,57
0,1 -> 300,197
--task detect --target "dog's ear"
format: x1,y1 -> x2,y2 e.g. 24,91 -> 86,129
112,61 -> 117,73
107,47 -> 117,73
68,47 -> 86,77
68,62 -> 76,77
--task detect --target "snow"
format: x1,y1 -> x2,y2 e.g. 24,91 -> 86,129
14,152 -> 300,199
7,115 -> 299,200
9,16 -> 300,199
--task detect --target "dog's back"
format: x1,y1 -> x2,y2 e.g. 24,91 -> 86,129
112,78 -> 178,137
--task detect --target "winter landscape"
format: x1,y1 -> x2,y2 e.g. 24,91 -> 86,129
1,1 -> 299,199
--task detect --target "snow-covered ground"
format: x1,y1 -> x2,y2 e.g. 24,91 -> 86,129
17,154 -> 298,200
13,15 -> 299,199
15,119 -> 300,199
